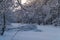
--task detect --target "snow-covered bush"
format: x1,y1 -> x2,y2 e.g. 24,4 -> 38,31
20,24 -> 37,31
19,24 -> 42,32
52,18 -> 60,26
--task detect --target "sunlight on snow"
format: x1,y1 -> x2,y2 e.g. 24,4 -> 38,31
21,0 -> 27,4
9,0 -> 33,12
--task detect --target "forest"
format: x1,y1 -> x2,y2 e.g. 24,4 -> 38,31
0,0 -> 59,25
0,0 -> 60,36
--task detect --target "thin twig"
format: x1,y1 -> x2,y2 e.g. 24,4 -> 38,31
11,30 -> 20,40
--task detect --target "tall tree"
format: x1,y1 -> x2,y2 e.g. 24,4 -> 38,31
0,0 -> 6,35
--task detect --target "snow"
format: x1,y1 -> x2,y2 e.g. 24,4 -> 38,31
0,23 -> 60,40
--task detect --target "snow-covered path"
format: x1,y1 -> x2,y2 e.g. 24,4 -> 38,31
0,24 -> 60,40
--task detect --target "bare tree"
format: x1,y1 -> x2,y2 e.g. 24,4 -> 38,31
0,0 -> 7,35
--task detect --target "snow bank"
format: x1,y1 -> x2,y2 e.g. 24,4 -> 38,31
0,23 -> 60,40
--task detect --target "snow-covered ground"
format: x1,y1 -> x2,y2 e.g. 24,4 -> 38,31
0,23 -> 60,40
